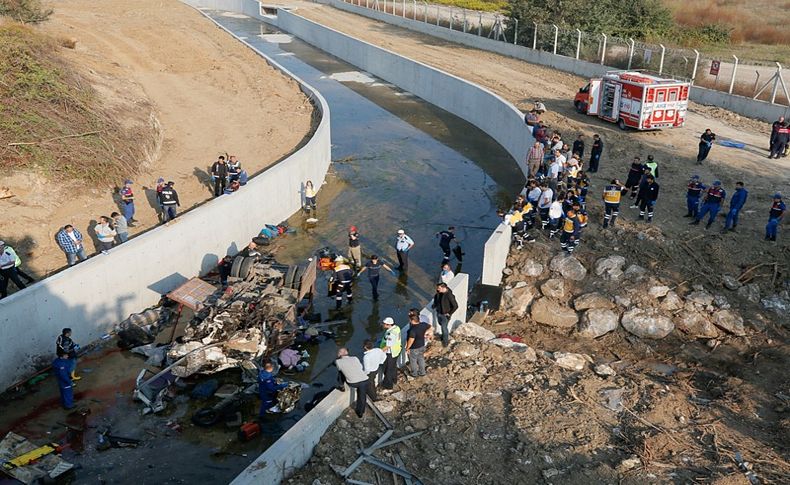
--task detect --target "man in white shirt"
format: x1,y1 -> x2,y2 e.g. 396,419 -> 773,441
335,348 -> 369,418
395,229 -> 414,272
538,183 -> 554,229
362,340 -> 387,401
547,153 -> 562,194
439,262 -> 455,285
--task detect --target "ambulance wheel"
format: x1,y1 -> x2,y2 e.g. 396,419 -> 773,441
230,256 -> 244,278
239,257 -> 254,280
573,100 -> 582,112
617,119 -> 627,130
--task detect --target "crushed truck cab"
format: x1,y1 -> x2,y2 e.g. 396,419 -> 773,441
574,70 -> 690,131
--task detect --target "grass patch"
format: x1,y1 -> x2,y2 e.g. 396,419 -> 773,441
0,0 -> 52,23
428,0 -> 508,13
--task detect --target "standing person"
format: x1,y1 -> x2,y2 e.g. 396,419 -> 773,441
395,229 -> 414,272
547,196 -> 564,239
357,255 -> 395,301
723,182 -> 748,232
159,181 -> 180,222
211,156 -> 228,196
0,241 -> 27,298
636,175 -> 660,222
765,193 -> 785,241
572,134 -> 585,159
697,129 -> 716,163
439,262 -> 455,285
155,177 -> 166,222
227,155 -> 241,182
684,175 -> 706,218
404,314 -> 431,378
645,155 -> 659,178
624,157 -> 645,201
602,179 -> 623,228
588,134 -> 603,173
53,350 -> 75,410
56,225 -> 88,266
547,151 -> 562,194
526,142 -> 544,178
526,179 -> 542,207
119,180 -> 135,226
436,226 -> 456,264
304,180 -> 317,211
559,208 -> 580,254
257,362 -> 287,416
431,283 -> 458,348
379,317 -> 401,391
770,116 -> 785,151
335,348 -> 369,418
332,257 -> 354,309
538,182 -> 554,229
692,181 -> 726,229
347,226 -> 362,269
56,328 -> 80,381
111,212 -> 129,243
0,242 -> 34,284
95,216 -> 116,252
217,255 -> 233,288
770,121 -> 789,159
362,340 -> 387,401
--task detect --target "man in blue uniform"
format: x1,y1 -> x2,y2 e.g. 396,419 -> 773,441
56,328 -> 81,381
258,362 -> 287,417
684,175 -> 705,218
765,193 -> 786,242
691,181 -> 726,229
119,180 -> 135,226
436,227 -> 456,264
53,350 -> 75,409
723,182 -> 748,232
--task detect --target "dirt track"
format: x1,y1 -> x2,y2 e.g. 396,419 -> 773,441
0,0 -> 314,279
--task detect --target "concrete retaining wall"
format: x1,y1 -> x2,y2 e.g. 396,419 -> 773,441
481,222 -> 512,286
0,0 -> 332,392
327,0 -> 789,122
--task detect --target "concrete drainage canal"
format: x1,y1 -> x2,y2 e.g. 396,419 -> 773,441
0,9 -> 524,484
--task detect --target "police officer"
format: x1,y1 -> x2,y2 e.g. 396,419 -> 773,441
560,208 -> 580,254
357,255 -> 395,301
685,175 -> 705,218
436,226 -> 456,264
211,156 -> 228,196
645,155 -> 659,178
588,134 -> 603,173
159,181 -> 180,222
53,350 -> 75,409
692,181 -> 726,229
119,180 -> 135,226
379,317 -> 401,391
602,179 -> 623,229
765,193 -> 786,242
56,328 -> 81,381
347,226 -> 362,269
770,121 -> 789,159
723,182 -> 748,232
395,230 -> 414,272
0,241 -> 28,298
636,174 -> 660,223
227,155 -> 242,182
333,257 -> 354,310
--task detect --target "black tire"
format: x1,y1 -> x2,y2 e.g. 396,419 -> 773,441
293,266 -> 305,290
192,408 -> 220,427
239,257 -> 254,280
617,119 -> 627,131
252,236 -> 270,246
574,100 -> 582,112
284,265 -> 297,288
230,256 -> 244,278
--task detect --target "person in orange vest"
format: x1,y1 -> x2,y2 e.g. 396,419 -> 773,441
602,179 -> 623,228
560,208 -> 580,254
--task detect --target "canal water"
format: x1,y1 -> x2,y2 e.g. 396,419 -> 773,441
0,10 -> 524,484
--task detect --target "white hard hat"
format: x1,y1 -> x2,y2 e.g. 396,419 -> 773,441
382,317 -> 395,325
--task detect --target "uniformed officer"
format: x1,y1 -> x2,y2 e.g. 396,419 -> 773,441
645,155 -> 660,178
436,226 -> 456,264
227,155 -> 242,182
0,241 -> 27,298
53,350 -> 75,409
159,181 -> 180,222
379,317 -> 402,391
560,208 -> 580,254
765,193 -> 786,241
333,257 -> 354,309
395,230 -> 414,271
258,362 -> 287,417
684,175 -> 705,218
723,182 -> 748,232
56,328 -> 81,381
691,181 -> 726,229
602,179 -> 622,228
119,180 -> 135,226
636,174 -> 660,222
357,255 -> 395,301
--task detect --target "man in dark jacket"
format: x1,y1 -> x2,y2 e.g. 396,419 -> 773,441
697,129 -> 716,163
723,182 -> 748,232
431,283 -> 458,347
159,181 -> 180,222
211,156 -> 228,196
636,175 -> 660,223
258,362 -> 287,417
588,134 -> 603,173
572,134 -> 585,159
770,116 -> 785,151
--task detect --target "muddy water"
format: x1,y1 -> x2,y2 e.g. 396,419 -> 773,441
0,11 -> 524,484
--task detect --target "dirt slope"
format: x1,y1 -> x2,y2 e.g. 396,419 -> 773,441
0,0 -> 314,280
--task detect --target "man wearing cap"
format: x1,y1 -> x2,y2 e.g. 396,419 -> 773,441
723,182 -> 748,232
347,226 -> 362,269
379,317 -> 401,391
120,180 -> 135,226
357,255 -> 395,301
159,181 -> 180,222
765,193 -> 786,242
362,339 -> 386,401
333,257 -> 354,310
684,175 -> 706,218
431,283 -> 458,347
335,348 -> 369,418
404,313 -> 431,378
395,229 -> 414,271
0,240 -> 27,298
691,181 -> 726,229
56,225 -> 88,266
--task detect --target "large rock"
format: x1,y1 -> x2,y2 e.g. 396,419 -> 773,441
531,298 -> 578,328
573,292 -> 614,310
595,255 -> 626,280
501,285 -> 536,316
660,291 -> 683,312
624,264 -> 647,280
712,309 -> 746,336
648,285 -> 670,299
553,352 -> 589,371
540,279 -> 565,299
687,290 -> 714,307
761,293 -> 790,318
621,307 -> 674,339
578,309 -> 619,338
674,310 -> 720,338
523,260 -> 545,277
549,255 -> 587,281
722,275 -> 741,291
453,322 -> 495,341
737,283 -> 761,303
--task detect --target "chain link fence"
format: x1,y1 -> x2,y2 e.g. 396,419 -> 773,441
339,0 -> 789,105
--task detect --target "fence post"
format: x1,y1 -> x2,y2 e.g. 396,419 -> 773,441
423,2 -> 427,22
514,19 -> 518,45
436,6 -> 440,25
402,0 -> 405,17
658,44 -> 666,74
627,38 -> 635,69
600,34 -> 607,65
691,49 -> 700,84
532,22 -> 537,50
478,12 -> 482,36
552,24 -> 558,55
449,8 -> 453,30
729,55 -> 739,94
463,9 -> 467,33
575,29 -> 581,59
366,0 -> 369,8
412,0 -> 416,20
753,71 -> 761,96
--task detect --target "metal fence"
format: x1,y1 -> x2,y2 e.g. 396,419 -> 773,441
340,0 -> 790,105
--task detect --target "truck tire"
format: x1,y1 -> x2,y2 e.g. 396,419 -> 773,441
284,265 -> 297,288
617,119 -> 627,131
574,100 -> 583,112
293,266 -> 305,291
230,256 -> 244,278
239,257 -> 254,280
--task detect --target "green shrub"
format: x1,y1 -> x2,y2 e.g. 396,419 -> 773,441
0,0 -> 53,23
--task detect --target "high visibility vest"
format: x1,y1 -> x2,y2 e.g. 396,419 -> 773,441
563,217 -> 577,233
380,326 -> 402,357
646,161 -> 658,176
603,185 -> 621,204
578,213 -> 588,227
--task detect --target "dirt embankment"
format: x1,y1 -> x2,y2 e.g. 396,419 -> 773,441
0,0 -> 315,281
